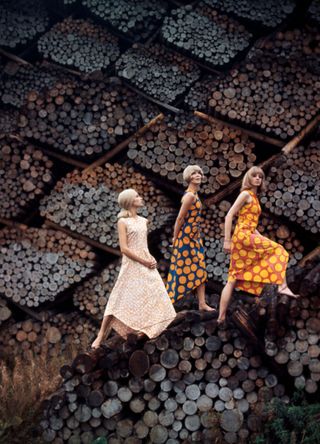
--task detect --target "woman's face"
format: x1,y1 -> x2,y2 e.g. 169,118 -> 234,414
132,192 -> 144,208
190,170 -> 203,185
250,172 -> 263,187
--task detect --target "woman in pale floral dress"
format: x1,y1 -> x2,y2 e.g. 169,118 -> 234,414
92,189 -> 176,348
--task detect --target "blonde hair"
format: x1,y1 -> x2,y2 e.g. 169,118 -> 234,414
241,166 -> 266,193
117,188 -> 137,219
183,165 -> 204,184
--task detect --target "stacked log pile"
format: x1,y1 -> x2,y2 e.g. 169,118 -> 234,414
18,77 -> 159,158
0,138 -> 54,219
0,0 -> 49,49
205,27 -> 320,140
115,44 -> 201,104
184,75 -> 216,111
40,163 -> 176,248
127,112 -> 256,194
82,0 -> 168,42
0,312 -> 98,360
203,0 -> 296,28
0,62 -> 70,108
160,202 -> 305,283
0,108 -> 19,135
73,259 -> 121,321
40,312 -> 289,443
261,136 -> 320,234
161,4 -> 252,69
38,18 -> 120,74
0,226 -> 96,308
264,255 -> 320,394
309,0 -> 320,25
0,297 -> 12,328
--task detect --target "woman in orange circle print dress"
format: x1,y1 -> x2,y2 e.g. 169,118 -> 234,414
166,165 -> 214,312
217,166 -> 298,324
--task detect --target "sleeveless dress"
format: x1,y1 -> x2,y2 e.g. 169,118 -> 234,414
228,190 -> 289,296
166,190 -> 208,303
104,216 -> 176,338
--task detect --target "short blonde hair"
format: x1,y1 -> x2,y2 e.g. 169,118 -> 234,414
241,166 -> 266,193
117,188 -> 137,219
183,165 -> 204,183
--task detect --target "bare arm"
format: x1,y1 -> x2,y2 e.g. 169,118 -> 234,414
223,191 -> 250,253
118,219 -> 156,269
172,192 -> 196,244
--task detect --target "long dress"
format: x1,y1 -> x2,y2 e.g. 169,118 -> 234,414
166,190 -> 207,303
228,189 -> 289,296
104,216 -> 176,338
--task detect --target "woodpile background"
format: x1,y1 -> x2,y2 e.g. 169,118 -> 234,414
0,0 -> 319,442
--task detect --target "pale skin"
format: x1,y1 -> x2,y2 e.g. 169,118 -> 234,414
218,172 -> 298,324
173,170 -> 215,312
91,192 -> 158,349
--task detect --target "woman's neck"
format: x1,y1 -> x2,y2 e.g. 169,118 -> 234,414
187,184 -> 199,193
129,208 -> 138,218
249,186 -> 258,194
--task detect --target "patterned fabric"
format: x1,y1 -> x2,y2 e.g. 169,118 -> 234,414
166,190 -> 207,303
228,190 -> 289,296
104,216 -> 175,338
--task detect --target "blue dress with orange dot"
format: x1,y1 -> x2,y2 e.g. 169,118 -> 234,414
166,190 -> 208,303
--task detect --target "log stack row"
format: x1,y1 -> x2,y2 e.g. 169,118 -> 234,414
159,202 -> 305,283
73,259 -> 121,321
203,0 -> 296,28
264,255 -> 320,394
40,312 -> 289,444
82,0 -> 168,42
38,18 -> 120,74
40,162 -> 176,248
0,108 -> 19,135
0,297 -> 12,328
127,112 -> 256,195
0,138 -> 54,219
0,311 -> 98,360
0,62 -> 69,108
115,44 -> 201,104
204,27 -> 320,140
0,226 -> 96,308
184,75 -> 216,111
308,0 -> 320,25
161,4 -> 252,69
0,0 -> 49,49
18,77 -> 159,158
261,137 -> 320,234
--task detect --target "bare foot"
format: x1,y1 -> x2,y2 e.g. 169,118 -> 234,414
91,336 -> 103,349
199,303 -> 216,312
278,285 -> 299,299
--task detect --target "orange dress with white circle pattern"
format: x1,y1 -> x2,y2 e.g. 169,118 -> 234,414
228,190 -> 289,296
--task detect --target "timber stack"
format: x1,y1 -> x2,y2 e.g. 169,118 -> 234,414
73,259 -> 121,321
18,76 -> 159,159
0,137 -> 54,219
261,135 -> 320,234
0,311 -> 98,360
161,4 -> 252,69
0,108 -> 19,135
0,226 -> 96,308
40,311 -> 291,444
127,112 -> 256,194
0,297 -> 12,328
203,0 -> 296,29
82,0 -> 168,42
115,44 -> 201,104
203,26 -> 319,140
0,0 -> 49,50
40,163 -> 176,248
38,18 -> 120,74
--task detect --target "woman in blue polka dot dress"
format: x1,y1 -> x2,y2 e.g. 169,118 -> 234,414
166,165 -> 215,311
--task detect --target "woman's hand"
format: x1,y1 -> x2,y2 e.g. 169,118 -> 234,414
223,239 -> 232,253
144,257 -> 157,269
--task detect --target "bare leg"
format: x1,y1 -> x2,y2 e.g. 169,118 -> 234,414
91,315 -> 112,349
278,276 -> 299,298
196,283 -> 215,312
218,281 -> 237,323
